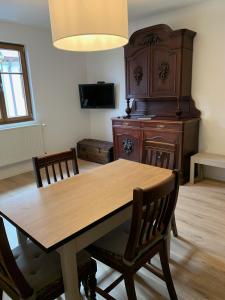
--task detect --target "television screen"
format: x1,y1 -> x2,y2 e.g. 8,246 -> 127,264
79,83 -> 115,109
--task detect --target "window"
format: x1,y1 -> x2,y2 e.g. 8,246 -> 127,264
0,42 -> 33,124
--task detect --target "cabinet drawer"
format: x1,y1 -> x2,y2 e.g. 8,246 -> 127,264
112,120 -> 141,128
143,130 -> 180,144
141,122 -> 182,131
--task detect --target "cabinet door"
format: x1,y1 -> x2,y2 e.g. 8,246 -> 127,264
126,47 -> 149,98
143,129 -> 180,169
113,128 -> 141,162
150,46 -> 180,97
143,140 -> 176,169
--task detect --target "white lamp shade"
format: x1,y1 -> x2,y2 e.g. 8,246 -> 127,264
48,0 -> 128,52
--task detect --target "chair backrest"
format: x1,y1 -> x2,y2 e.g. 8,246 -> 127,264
32,148 -> 79,188
0,217 -> 33,299
124,170 -> 179,262
142,140 -> 176,170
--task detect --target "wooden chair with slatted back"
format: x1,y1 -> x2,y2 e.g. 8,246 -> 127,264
142,139 -> 178,237
0,217 -> 97,300
142,140 -> 176,169
15,148 -> 97,299
87,170 -> 179,300
32,148 -> 79,188
17,148 -> 80,246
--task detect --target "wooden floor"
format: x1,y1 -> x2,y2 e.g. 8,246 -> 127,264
0,160 -> 225,299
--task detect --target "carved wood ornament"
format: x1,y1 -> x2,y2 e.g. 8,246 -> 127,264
141,33 -> 160,46
158,62 -> 170,80
123,138 -> 134,154
133,66 -> 143,86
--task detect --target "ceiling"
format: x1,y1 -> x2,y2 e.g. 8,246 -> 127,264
0,0 -> 206,28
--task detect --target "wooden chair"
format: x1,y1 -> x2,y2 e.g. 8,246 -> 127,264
17,148 -> 80,246
142,140 -> 178,237
87,170 -> 179,300
15,148 -> 97,299
0,217 -> 97,300
32,148 -> 79,188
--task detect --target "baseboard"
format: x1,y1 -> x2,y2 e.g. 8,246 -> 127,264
0,160 -> 33,180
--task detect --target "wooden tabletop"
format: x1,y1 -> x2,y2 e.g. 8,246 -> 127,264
0,159 -> 172,251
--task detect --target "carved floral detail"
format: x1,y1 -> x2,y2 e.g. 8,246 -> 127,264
123,138 -> 134,154
140,33 -> 160,46
158,62 -> 170,80
133,66 -> 143,86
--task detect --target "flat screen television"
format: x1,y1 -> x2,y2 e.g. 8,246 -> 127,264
79,83 -> 115,109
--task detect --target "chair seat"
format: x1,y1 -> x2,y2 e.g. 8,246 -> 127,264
13,242 -> 95,300
88,221 -> 162,267
89,223 -> 129,262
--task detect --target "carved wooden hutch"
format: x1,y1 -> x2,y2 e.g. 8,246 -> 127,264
112,24 -> 200,183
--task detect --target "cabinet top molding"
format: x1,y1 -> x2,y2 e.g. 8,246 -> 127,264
127,24 -> 196,50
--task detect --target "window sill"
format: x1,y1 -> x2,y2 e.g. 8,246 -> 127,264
0,120 -> 40,131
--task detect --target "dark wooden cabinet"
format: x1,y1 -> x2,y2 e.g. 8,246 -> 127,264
112,24 -> 201,183
113,118 -> 199,183
124,24 -> 200,118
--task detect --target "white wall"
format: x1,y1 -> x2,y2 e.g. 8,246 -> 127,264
85,0 -> 225,180
0,21 -> 90,179
85,49 -> 126,141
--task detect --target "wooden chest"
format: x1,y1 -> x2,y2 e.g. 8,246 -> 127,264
77,139 -> 114,164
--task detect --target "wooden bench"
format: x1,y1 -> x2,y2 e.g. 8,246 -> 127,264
190,153 -> 225,184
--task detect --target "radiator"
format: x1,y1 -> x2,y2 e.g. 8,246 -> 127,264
0,124 -> 45,168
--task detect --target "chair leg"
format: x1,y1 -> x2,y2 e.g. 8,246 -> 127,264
171,214 -> 178,237
82,277 -> 96,300
87,270 -> 97,300
17,229 -> 28,247
124,275 -> 137,300
159,239 -> 178,300
0,289 -> 3,300
82,278 -> 89,298
82,268 -> 97,300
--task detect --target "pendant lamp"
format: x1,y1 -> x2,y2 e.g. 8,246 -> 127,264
48,0 -> 128,52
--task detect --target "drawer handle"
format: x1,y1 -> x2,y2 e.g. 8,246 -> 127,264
156,124 -> 165,129
123,122 -> 129,126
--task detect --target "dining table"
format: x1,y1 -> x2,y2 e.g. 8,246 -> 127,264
0,159 -> 172,300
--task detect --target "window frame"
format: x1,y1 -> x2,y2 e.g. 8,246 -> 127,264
0,42 -> 33,125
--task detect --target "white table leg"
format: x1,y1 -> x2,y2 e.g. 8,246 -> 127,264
190,158 -> 195,184
58,241 -> 81,300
